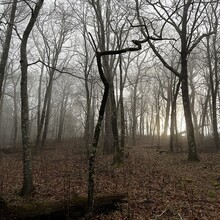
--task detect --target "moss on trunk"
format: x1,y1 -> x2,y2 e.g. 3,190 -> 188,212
1,193 -> 126,219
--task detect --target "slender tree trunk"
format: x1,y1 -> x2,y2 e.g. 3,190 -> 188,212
163,80 -> 171,137
156,94 -> 160,146
12,80 -> 19,145
170,80 -> 180,152
87,33 -> 143,217
0,73 -> 8,143
20,0 -> 44,196
84,78 -> 92,152
110,83 -> 122,163
87,52 -> 109,219
37,61 -> 44,137
103,97 -> 113,153
206,35 -> 219,151
189,71 -> 199,138
139,92 -> 145,136
0,0 -> 17,102
57,91 -> 68,142
181,3 -> 199,162
201,88 -> 210,139
41,81 -> 53,147
35,72 -> 53,150
132,84 -> 137,146
181,76 -> 199,161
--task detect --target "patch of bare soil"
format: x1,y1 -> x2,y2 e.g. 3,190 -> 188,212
0,144 -> 220,219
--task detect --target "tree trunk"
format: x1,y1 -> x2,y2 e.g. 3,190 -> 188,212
181,2 -> 199,162
84,78 -> 92,152
170,80 -> 180,152
37,61 -> 44,140
206,35 -> 219,151
103,97 -> 113,154
57,91 -> 68,142
87,34 -> 143,217
41,80 -> 53,147
0,73 -> 8,143
181,75 -> 199,161
131,83 -> 137,146
163,93 -> 171,137
20,0 -> 44,196
200,88 -> 210,139
188,69 -> 199,138
156,94 -> 160,146
87,52 -> 109,219
110,84 -> 122,163
12,77 -> 19,146
35,72 -> 53,150
0,0 -> 17,102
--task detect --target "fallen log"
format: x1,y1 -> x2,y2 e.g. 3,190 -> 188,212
2,193 -> 127,219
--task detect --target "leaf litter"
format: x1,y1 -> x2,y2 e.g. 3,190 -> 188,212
0,144 -> 220,219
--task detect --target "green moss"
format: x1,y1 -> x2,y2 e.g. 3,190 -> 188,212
8,200 -> 62,217
208,190 -> 216,198
7,196 -> 87,218
4,193 -> 126,219
211,180 -> 220,188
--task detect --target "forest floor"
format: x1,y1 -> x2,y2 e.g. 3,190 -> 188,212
0,142 -> 220,219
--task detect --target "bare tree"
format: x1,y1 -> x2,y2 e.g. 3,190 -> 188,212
134,0 -> 216,161
56,78 -> 71,142
127,51 -> 148,146
34,3 -> 73,150
0,0 -> 17,103
205,2 -> 220,151
87,33 -> 144,217
68,0 -> 96,152
88,0 -> 122,157
20,0 -> 44,196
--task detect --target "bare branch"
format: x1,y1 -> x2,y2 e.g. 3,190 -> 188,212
88,32 -> 98,52
28,59 -> 86,81
188,31 -> 215,54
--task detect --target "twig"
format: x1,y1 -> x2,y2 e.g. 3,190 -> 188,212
178,212 -> 184,220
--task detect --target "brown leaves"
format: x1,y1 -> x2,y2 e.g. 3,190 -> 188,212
1,145 -> 220,219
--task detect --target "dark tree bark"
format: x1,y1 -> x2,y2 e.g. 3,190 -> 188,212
200,88 -> 210,139
0,72 -> 8,143
156,94 -> 161,146
36,57 -> 44,144
119,54 -> 125,152
111,86 -> 122,163
88,0 -> 122,157
0,0 -> 17,102
87,52 -> 109,219
188,66 -> 199,138
206,33 -> 219,151
87,37 -> 143,218
41,77 -> 53,147
163,94 -> 171,137
103,98 -> 113,153
81,24 -> 95,153
12,74 -> 20,145
35,6 -> 71,150
170,80 -> 180,152
135,0 -> 215,161
20,0 -> 44,197
131,80 -> 138,146
35,72 -> 53,150
57,90 -> 69,142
